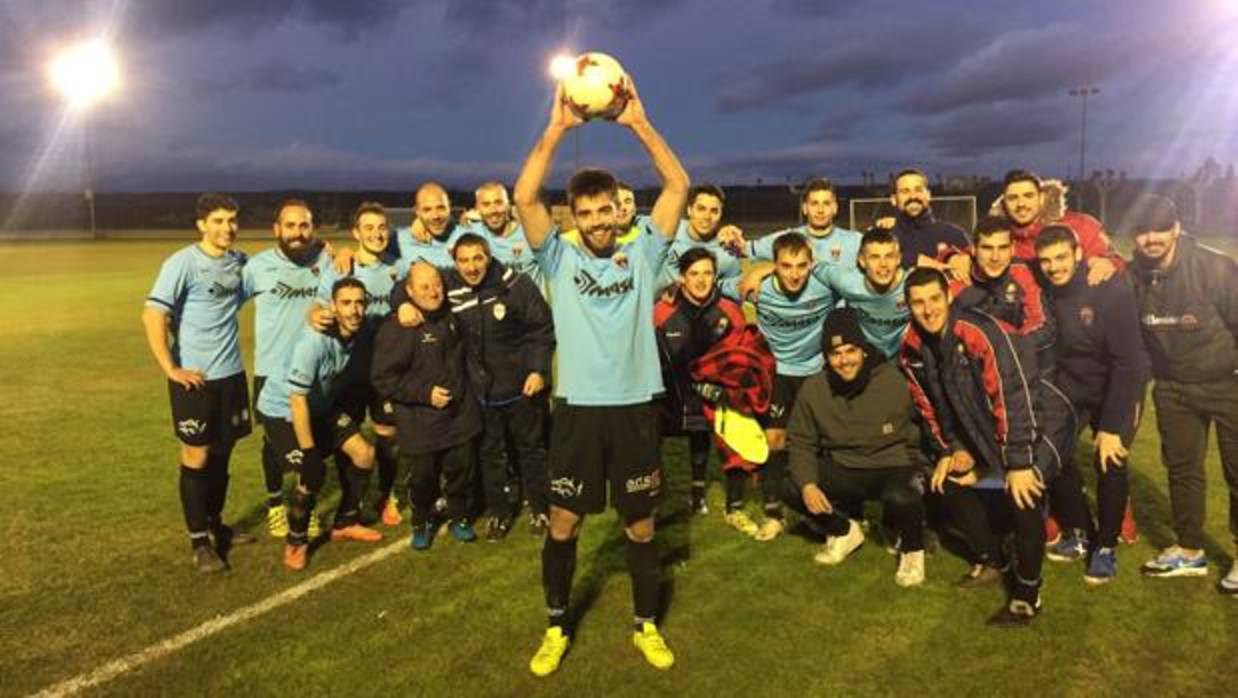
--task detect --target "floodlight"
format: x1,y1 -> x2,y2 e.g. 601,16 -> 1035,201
548,53 -> 575,81
48,40 -> 119,109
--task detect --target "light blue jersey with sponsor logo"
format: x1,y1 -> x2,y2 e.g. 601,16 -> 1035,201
243,245 -> 330,378
660,219 -> 744,289
145,244 -> 246,380
720,273 -> 836,377
450,221 -> 543,288
258,327 -> 358,420
747,225 -> 862,269
814,265 -> 910,358
316,252 -> 408,321
534,221 -> 669,405
395,225 -> 455,270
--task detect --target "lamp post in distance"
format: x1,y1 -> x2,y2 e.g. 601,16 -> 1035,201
1067,85 -> 1099,183
48,39 -> 120,239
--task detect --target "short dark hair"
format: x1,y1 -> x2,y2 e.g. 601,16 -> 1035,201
688,184 -> 725,207
860,228 -> 898,251
352,201 -> 387,228
771,232 -> 812,260
973,214 -> 1013,244
196,193 -> 238,220
891,168 -> 929,194
567,168 -> 619,210
1002,169 -> 1042,193
452,232 -> 491,258
904,266 -> 948,302
331,277 -> 367,300
616,180 -> 634,194
801,177 -> 835,202
275,198 -> 311,221
1033,224 -> 1079,253
677,246 -> 717,275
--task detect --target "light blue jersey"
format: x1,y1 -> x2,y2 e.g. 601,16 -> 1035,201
721,273 -> 836,377
146,244 -> 246,380
257,327 -> 358,420
747,225 -> 862,269
451,221 -> 543,288
534,221 -> 669,405
814,265 -> 909,358
395,225 -> 455,270
243,245 -> 330,378
661,220 -> 744,289
316,251 -> 407,320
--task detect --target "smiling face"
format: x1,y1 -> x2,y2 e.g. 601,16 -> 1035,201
475,185 -> 511,233
1133,223 -> 1181,265
907,279 -> 950,336
858,240 -> 901,290
353,211 -> 389,256
197,208 -> 239,253
415,186 -> 452,236
891,173 -> 931,219
453,241 -> 490,287
615,187 -> 637,228
406,262 -> 444,312
827,343 -> 866,382
801,189 -> 838,231
1036,240 -> 1082,287
274,205 -> 314,258
1002,181 -> 1042,227
679,257 -> 717,304
331,285 -> 367,335
687,193 -> 723,239
572,191 -> 621,257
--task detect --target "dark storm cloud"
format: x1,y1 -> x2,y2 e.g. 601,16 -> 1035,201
240,58 -> 340,92
768,0 -> 858,19
919,100 -> 1071,157
129,0 -> 412,40
442,0 -> 570,35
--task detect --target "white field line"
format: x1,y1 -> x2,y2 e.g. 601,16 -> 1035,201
30,540 -> 407,698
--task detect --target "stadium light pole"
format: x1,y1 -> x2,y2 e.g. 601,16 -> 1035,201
548,53 -> 581,172
1067,85 -> 1099,182
48,39 -> 120,239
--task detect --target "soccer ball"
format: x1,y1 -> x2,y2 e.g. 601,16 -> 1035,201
560,52 -> 630,121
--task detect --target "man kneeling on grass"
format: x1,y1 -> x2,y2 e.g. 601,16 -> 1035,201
783,308 -> 928,587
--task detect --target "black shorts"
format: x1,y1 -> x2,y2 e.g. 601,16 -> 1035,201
338,381 -> 396,428
763,374 -> 808,430
547,402 -> 662,520
168,372 -> 252,447
259,411 -> 361,473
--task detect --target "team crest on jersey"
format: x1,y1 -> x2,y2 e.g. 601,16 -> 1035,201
1181,313 -> 1198,327
613,251 -> 629,269
311,265 -> 320,276
512,243 -> 525,257
337,413 -> 352,428
389,270 -> 399,283
831,245 -> 841,261
895,298 -> 907,311
1005,282 -> 1019,303
1079,306 -> 1095,327
937,242 -> 948,254
493,302 -> 506,320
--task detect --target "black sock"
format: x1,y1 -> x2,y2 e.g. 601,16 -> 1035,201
287,488 -> 316,546
626,538 -> 661,626
205,450 -> 231,530
761,451 -> 786,518
179,465 -> 212,549
542,537 -> 577,628
690,435 -> 709,502
725,470 -> 746,512
375,434 -> 399,498
336,462 -> 372,527
261,437 -> 284,507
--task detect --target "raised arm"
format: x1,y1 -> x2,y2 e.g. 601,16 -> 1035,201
513,83 -> 584,249
615,81 -> 689,239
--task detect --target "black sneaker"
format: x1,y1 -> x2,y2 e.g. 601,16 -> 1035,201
986,597 -> 1041,628
487,517 -> 513,542
193,545 -> 228,574
212,525 -> 257,551
956,564 -> 1004,589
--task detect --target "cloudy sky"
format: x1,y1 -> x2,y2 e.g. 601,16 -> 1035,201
2,0 -> 1237,192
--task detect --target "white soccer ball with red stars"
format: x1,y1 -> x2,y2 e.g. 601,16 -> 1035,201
560,52 -> 630,121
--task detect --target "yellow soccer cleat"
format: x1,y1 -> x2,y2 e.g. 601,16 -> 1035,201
724,510 -> 759,537
529,626 -> 570,677
307,513 -> 322,540
632,622 -> 675,670
267,504 -> 289,538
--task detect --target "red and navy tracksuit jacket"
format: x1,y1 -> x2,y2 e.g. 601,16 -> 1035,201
951,260 -> 1056,380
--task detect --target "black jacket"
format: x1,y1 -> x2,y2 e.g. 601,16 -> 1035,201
1047,269 -> 1150,436
899,308 -> 1042,473
654,287 -> 746,431
885,210 -> 970,269
371,307 -> 481,454
446,261 -> 554,404
1128,235 -> 1238,383
953,260 -> 1057,373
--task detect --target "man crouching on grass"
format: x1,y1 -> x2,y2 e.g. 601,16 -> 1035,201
783,307 -> 928,587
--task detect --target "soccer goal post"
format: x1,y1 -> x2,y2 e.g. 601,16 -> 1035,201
848,195 -> 978,233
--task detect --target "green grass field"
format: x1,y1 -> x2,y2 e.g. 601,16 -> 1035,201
1,239 -> 1236,698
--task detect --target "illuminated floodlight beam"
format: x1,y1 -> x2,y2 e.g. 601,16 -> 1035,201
548,53 -> 575,81
48,40 -> 120,109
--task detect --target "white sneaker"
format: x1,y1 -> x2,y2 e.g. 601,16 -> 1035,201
813,519 -> 865,565
1221,559 -> 1238,596
896,550 -> 926,587
753,517 -> 785,542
